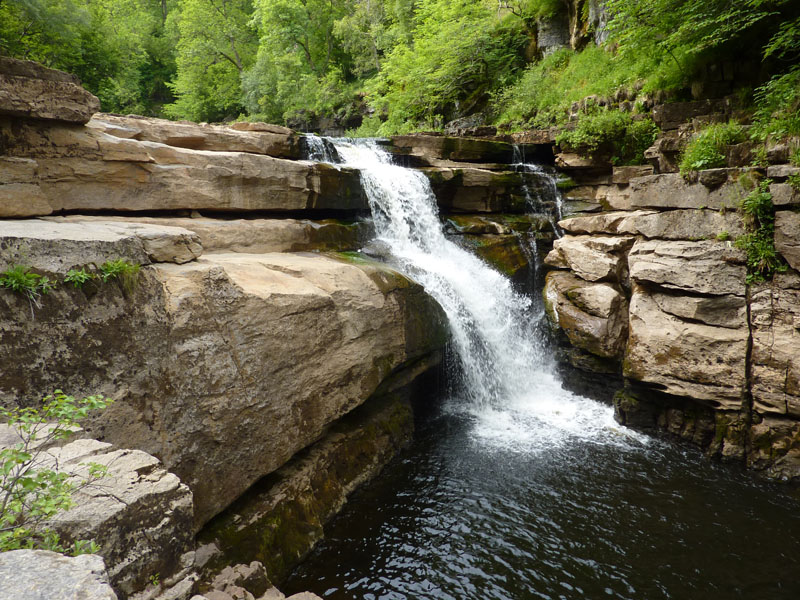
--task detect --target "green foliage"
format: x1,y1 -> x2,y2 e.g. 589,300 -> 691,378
366,0 -> 527,135
750,67 -> 800,142
679,122 -> 746,175
64,268 -> 94,288
735,180 -> 787,283
99,259 -> 140,293
788,173 -> 800,192
1,391 -> 111,554
791,148 -> 800,167
716,231 -> 731,241
0,265 -> 54,313
556,110 -> 658,165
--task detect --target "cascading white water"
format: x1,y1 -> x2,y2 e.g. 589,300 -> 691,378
329,138 -> 641,450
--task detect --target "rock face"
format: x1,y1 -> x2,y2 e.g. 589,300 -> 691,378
199,389 -> 418,584
545,235 -> 634,282
0,56 -> 100,123
0,245 -> 447,529
389,134 -> 514,164
0,550 -> 117,600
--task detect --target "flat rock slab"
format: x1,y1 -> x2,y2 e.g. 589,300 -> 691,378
560,209 -> 743,241
89,114 -> 301,159
422,167 -> 530,213
0,57 -> 99,123
628,172 -> 748,210
628,239 -> 746,296
0,550 -> 117,600
48,215 -> 369,254
0,219 -> 202,273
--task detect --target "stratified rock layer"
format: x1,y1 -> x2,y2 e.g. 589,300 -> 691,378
0,550 -> 117,600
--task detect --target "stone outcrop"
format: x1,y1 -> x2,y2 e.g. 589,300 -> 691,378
389,134 -> 514,164
0,550 -> 118,600
423,167 -> 528,213
628,171 -> 750,210
560,209 -> 743,240
545,235 -> 634,282
0,239 -> 447,529
0,56 -> 100,124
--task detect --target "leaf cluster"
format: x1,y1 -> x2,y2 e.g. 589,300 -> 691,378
556,110 -> 658,165
1,391 -> 111,555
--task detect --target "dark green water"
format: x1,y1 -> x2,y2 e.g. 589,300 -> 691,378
283,405 -> 800,600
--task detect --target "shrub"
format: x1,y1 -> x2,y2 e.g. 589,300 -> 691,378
1,391 -> 112,555
750,67 -> 800,142
734,180 -> 786,283
679,121 -> 746,175
555,110 -> 659,165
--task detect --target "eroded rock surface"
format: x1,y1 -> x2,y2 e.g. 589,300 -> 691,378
545,235 -> 634,282
0,550 -> 117,600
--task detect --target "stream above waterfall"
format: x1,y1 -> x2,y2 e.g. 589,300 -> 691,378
287,138 -> 800,599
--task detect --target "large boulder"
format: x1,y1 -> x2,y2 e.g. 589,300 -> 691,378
0,57 -> 100,124
544,271 -> 628,359
0,118 -> 366,217
0,550 -> 117,600
88,114 -> 301,159
0,249 -> 447,528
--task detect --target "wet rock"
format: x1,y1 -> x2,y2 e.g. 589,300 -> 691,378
627,239 -> 746,296
88,114 -> 301,159
560,209 -> 743,241
544,271 -> 628,358
423,167 -> 528,213
544,235 -> 635,282
0,550 -> 117,600
457,234 -> 532,280
0,56 -> 100,123
747,417 -> 800,480
0,219 -> 202,273
624,284 -> 748,409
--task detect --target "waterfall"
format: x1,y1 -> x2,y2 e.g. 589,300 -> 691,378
512,145 -> 564,237
326,139 -> 637,450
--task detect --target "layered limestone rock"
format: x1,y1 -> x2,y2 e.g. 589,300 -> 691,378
0,117 -> 366,217
0,550 -> 117,600
628,171 -> 750,210
0,246 -> 447,529
775,211 -> 800,271
0,56 -> 100,124
560,209 -> 744,240
88,114 -> 301,159
422,167 -> 528,213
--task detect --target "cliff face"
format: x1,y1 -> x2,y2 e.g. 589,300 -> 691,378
542,101 -> 800,480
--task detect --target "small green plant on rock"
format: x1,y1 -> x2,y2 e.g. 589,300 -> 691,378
99,259 -> 140,293
716,231 -> 731,241
735,180 -> 787,283
64,268 -> 95,288
0,265 -> 54,316
1,391 -> 112,555
679,121 -> 746,175
788,173 -> 800,192
556,109 -> 659,165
